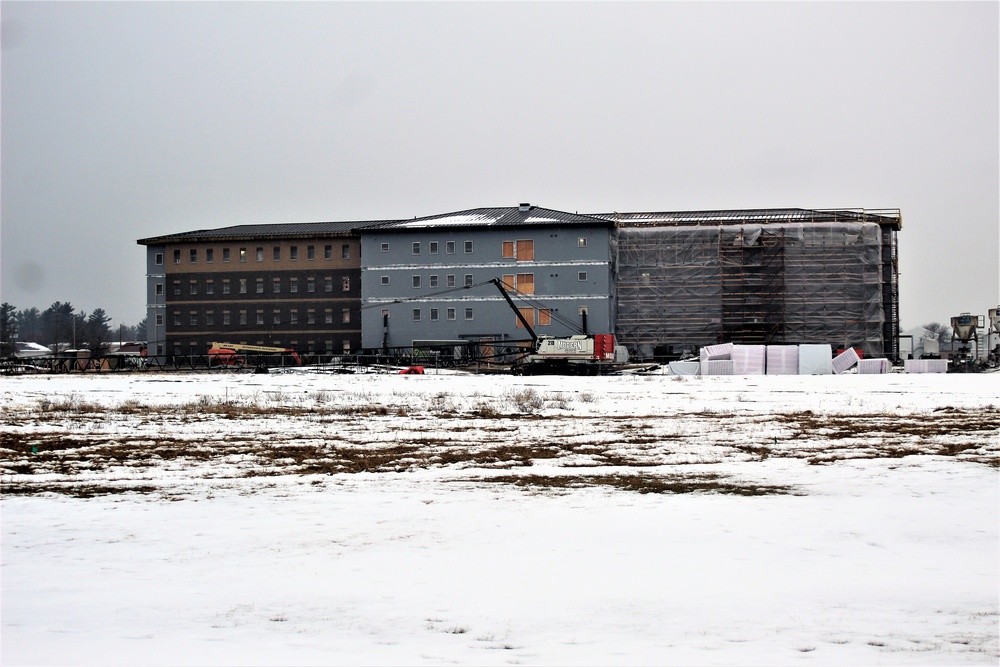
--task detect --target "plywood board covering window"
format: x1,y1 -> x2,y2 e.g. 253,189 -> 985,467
516,240 -> 534,260
516,307 -> 534,328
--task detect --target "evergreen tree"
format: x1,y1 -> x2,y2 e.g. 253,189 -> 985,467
87,308 -> 113,353
1,302 -> 16,357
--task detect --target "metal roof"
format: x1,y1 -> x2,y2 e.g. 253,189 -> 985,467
137,206 -> 902,246
591,208 -> 902,230
137,219 -> 396,245
374,205 -> 614,232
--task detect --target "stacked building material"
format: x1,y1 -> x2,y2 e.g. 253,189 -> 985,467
702,360 -> 735,375
832,348 -> 861,374
857,358 -> 892,374
732,345 -> 766,375
904,359 -> 948,373
765,345 -> 799,375
798,344 -> 834,374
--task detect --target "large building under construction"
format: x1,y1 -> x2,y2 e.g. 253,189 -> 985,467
599,208 -> 902,360
139,205 -> 901,362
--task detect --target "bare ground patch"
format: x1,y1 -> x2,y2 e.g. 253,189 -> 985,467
2,401 -> 997,496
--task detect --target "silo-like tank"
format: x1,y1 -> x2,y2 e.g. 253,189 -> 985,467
950,314 -> 979,342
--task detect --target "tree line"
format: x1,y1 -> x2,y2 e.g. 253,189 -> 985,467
0,302 -> 145,357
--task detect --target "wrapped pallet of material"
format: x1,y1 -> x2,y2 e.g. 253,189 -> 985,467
832,348 -> 861,374
857,358 -> 892,374
699,342 -> 734,363
702,359 -> 735,375
766,345 -> 799,375
798,344 -> 833,375
732,345 -> 766,375
668,361 -> 701,376
904,359 -> 948,374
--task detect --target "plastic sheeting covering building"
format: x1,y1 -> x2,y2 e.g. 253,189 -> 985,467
610,210 -> 901,360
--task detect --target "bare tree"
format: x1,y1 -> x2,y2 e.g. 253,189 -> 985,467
921,322 -> 951,348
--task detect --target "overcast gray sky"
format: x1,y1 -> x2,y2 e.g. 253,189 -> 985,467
2,1 -> 997,331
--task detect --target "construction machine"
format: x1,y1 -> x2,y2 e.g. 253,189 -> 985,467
488,278 -> 635,375
208,342 -> 301,370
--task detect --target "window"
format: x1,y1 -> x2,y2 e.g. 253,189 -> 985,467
206,248 -> 214,263
172,281 -> 181,296
579,307 -> 589,316
465,307 -> 474,320
290,279 -> 298,293
189,280 -> 197,295
206,281 -> 214,295
189,313 -> 198,326
273,311 -> 281,325
508,274 -> 534,295
255,279 -> 264,294
190,249 -> 197,263
239,279 -> 247,294
307,311 -> 316,325
256,312 -> 265,325
155,314 -> 163,326
381,276 -> 390,286
464,241 -> 473,253
516,240 -> 534,260
273,278 -> 281,293
429,275 -> 438,288
273,247 -> 281,261
578,271 -> 588,281
324,245 -> 333,259
381,242 -> 389,253
342,308 -> 350,323
307,278 -> 315,293
342,244 -> 350,259
412,242 -> 421,255
290,246 -> 298,260
412,276 -> 421,288
173,312 -> 181,326
223,311 -> 231,326
324,277 -> 333,293
578,237 -> 588,248
155,253 -> 164,265
342,340 -> 351,353
325,309 -> 333,324
239,248 -> 247,262
430,308 -> 439,321
447,275 -> 456,287
223,248 -> 231,263
307,245 -> 315,260
412,308 -> 421,322
290,310 -> 298,325
342,277 -> 350,291
429,241 -> 438,254
516,307 -> 534,329
447,308 -> 456,321
222,280 -> 231,295
446,241 -> 455,254
464,274 -> 473,287
502,241 -> 514,259
256,247 -> 264,262
173,249 -> 181,264
381,309 -> 390,319
155,283 -> 163,296
538,309 -> 552,326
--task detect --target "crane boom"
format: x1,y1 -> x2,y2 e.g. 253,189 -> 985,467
489,278 -> 537,344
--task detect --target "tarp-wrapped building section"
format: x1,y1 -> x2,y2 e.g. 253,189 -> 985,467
607,209 -> 901,360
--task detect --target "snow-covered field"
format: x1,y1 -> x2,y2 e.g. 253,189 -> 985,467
2,370 -> 998,665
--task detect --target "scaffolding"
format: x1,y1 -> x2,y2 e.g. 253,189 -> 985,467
614,215 -> 898,360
